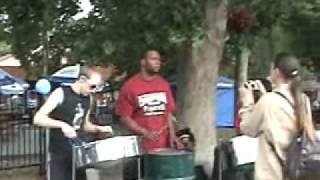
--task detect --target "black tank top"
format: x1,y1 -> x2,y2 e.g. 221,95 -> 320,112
49,86 -> 90,153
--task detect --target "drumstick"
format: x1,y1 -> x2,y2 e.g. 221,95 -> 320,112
169,114 -> 177,122
158,123 -> 169,134
157,114 -> 177,134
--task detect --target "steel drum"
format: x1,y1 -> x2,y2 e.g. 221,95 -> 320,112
72,135 -> 141,168
143,148 -> 194,180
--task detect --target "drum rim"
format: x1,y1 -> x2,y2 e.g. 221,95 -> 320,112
146,148 -> 193,155
143,175 -> 195,180
73,135 -> 139,147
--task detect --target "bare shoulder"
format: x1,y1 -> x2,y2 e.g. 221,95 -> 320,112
46,87 -> 64,104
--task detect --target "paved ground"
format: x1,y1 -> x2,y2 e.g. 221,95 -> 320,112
0,167 -> 43,180
0,166 -> 123,180
0,128 -> 236,180
0,161 -> 125,180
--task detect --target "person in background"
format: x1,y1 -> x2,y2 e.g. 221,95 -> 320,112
176,128 -> 195,151
33,66 -> 113,180
239,53 -> 315,180
303,79 -> 320,125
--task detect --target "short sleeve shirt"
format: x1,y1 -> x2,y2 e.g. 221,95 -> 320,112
115,74 -> 176,151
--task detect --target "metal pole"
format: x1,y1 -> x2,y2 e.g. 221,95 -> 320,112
42,0 -> 50,177
137,156 -> 142,180
46,128 -> 50,180
72,146 -> 76,180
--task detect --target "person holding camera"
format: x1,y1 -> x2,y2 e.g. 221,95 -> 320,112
239,53 -> 315,180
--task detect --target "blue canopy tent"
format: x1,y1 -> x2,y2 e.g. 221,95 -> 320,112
0,68 -> 29,95
50,64 -> 81,85
0,68 -> 17,86
215,76 -> 235,127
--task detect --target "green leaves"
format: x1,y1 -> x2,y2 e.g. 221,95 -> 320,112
0,0 -> 318,77
0,41 -> 11,55
0,0 -> 81,74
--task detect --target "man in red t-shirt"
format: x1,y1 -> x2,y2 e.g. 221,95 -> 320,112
115,48 -> 182,152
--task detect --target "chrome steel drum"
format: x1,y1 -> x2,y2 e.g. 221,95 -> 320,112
73,135 -> 141,168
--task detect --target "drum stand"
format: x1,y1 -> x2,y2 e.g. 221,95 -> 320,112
46,128 -> 50,180
137,156 -> 143,180
72,145 -> 76,180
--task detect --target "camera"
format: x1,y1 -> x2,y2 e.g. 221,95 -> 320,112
243,78 -> 272,103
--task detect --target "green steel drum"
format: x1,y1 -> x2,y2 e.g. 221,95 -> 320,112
143,148 -> 194,180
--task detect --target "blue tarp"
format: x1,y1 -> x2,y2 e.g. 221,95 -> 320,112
215,76 -> 235,127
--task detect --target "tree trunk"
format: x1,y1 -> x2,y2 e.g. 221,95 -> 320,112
176,43 -> 192,130
176,0 -> 228,176
238,46 -> 251,86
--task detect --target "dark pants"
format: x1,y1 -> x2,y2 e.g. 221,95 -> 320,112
49,152 -> 86,180
123,156 -> 143,180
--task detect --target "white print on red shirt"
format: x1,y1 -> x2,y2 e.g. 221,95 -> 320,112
138,92 -> 167,116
